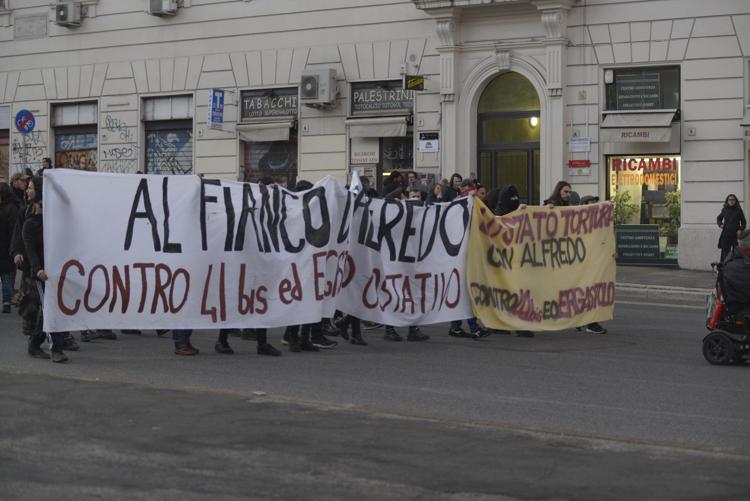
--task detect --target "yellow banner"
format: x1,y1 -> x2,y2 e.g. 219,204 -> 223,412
467,200 -> 616,331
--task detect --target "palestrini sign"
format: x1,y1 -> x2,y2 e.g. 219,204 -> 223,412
609,156 -> 680,186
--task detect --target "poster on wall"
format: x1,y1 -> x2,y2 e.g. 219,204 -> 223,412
242,137 -> 298,187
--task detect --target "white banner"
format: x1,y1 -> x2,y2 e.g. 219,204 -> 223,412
42,170 -> 471,330
337,195 -> 473,326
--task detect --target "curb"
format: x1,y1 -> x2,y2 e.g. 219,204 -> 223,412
616,282 -> 711,302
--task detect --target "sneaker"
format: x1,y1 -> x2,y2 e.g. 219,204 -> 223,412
363,321 -> 383,330
448,327 -> 468,338
585,322 -> 607,334
350,334 -> 368,346
299,339 -> 319,352
2,304 -> 10,314
80,330 -> 101,342
97,330 -> 117,340
513,331 -> 535,338
174,346 -> 199,356
63,334 -> 80,351
312,336 -> 338,349
51,351 -> 69,363
325,319 -> 344,337
187,343 -> 200,355
384,328 -> 403,342
214,342 -> 234,355
28,346 -> 50,359
257,343 -> 282,356
473,327 -> 491,338
407,327 -> 430,342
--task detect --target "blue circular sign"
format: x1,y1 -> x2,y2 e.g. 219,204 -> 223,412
15,109 -> 36,134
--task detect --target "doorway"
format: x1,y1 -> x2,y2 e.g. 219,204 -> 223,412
477,72 -> 541,204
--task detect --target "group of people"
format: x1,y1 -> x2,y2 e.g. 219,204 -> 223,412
15,163 -> 749,363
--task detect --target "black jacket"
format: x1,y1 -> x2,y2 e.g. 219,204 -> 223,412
10,205 -> 32,275
0,200 -> 19,274
717,205 -> 746,249
22,213 -> 44,277
496,186 -> 521,216
722,248 -> 750,314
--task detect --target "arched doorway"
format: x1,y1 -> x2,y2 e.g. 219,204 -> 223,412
477,72 -> 541,204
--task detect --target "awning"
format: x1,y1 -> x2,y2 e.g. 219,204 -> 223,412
600,110 -> 676,143
345,116 -> 407,138
236,121 -> 293,142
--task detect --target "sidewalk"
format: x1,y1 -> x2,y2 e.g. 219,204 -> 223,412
616,264 -> 714,302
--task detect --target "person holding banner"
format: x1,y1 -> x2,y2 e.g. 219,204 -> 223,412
575,194 -> 608,334
22,176 -> 67,362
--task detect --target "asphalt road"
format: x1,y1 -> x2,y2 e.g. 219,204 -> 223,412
1,297 -> 749,499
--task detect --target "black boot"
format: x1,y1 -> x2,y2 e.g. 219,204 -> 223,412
27,331 -> 49,359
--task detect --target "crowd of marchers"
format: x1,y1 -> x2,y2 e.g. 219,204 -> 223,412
5,163 -> 747,363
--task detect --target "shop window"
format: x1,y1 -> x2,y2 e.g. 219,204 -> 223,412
239,87 -> 299,186
242,133 -> 298,187
52,101 -> 98,170
605,66 -> 680,111
608,155 -> 681,261
142,95 -> 193,175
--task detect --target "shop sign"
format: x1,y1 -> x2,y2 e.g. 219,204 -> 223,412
616,72 -> 661,110
610,156 -> 680,186
616,224 -> 660,261
351,81 -> 414,115
207,89 -> 225,130
568,159 -> 590,176
569,137 -> 591,153
599,127 -> 672,143
418,132 -> 439,153
404,75 -> 425,91
240,88 -> 298,121
350,137 -> 379,164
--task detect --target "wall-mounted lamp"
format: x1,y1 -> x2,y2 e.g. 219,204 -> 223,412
530,116 -> 539,128
604,69 -> 614,84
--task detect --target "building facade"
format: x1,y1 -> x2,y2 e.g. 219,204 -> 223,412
0,0 -> 749,269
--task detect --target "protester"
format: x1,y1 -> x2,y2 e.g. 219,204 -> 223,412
406,171 -> 428,197
443,173 -> 462,201
544,181 -> 572,206
22,176 -> 67,362
574,194 -> 607,335
717,194 -> 746,262
0,184 -> 19,313
426,183 -> 443,203
475,183 -> 487,201
11,178 -> 37,337
383,171 -> 403,197
173,329 -> 198,356
332,314 -> 368,345
721,229 -> 750,315
10,173 -> 28,209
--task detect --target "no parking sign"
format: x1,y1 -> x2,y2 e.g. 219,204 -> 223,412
15,109 -> 36,134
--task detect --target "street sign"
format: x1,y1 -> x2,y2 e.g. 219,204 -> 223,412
207,89 -> 225,129
404,75 -> 424,91
15,109 -> 35,134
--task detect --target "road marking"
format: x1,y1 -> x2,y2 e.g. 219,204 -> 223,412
616,299 -> 704,310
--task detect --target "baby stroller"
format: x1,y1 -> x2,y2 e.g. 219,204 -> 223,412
702,262 -> 750,365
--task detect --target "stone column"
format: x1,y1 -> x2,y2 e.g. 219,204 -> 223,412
434,10 -> 462,178
533,0 -> 574,199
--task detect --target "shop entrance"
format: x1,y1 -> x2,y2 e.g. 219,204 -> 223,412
477,72 -> 540,204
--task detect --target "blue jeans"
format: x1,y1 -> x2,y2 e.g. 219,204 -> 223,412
0,271 -> 13,305
172,329 -> 193,349
450,318 -> 479,332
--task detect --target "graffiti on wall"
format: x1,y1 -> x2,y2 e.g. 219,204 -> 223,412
98,113 -> 139,173
11,131 -> 45,171
146,130 -> 192,175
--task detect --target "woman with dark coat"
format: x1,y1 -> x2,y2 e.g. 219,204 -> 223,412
0,183 -> 19,313
23,176 -> 68,363
717,194 -> 746,262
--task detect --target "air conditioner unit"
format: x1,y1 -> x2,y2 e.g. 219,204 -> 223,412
55,2 -> 81,27
148,0 -> 178,16
300,68 -> 337,106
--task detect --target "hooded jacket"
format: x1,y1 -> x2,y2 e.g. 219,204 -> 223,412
495,185 -> 520,216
